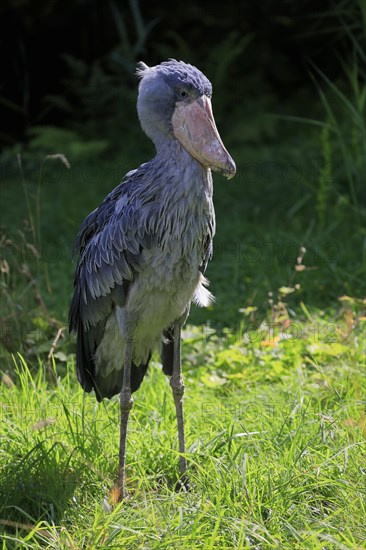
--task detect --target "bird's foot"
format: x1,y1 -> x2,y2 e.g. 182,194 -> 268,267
108,481 -> 131,505
175,473 -> 190,492
108,484 -> 122,505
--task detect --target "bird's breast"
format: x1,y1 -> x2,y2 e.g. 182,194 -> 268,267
125,195 -> 212,327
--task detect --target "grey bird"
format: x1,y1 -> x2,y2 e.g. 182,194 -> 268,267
69,59 -> 236,499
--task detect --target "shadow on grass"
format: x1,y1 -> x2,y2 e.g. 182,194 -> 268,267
0,439 -> 86,534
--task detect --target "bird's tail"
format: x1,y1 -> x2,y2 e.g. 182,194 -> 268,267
76,321 -> 151,402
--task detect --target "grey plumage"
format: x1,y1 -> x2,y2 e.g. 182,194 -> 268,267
69,138 -> 215,400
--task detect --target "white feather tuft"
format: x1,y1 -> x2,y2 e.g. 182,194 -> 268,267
193,275 -> 215,307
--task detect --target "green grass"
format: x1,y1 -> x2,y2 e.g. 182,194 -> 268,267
0,312 -> 365,548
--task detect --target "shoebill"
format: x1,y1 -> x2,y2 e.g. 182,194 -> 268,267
69,59 -> 236,499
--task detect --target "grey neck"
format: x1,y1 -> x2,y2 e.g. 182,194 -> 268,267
153,136 -> 212,196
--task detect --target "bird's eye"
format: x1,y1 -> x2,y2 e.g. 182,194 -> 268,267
177,89 -> 189,100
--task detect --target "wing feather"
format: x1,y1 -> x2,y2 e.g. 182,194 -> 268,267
69,162 -> 156,396
199,214 -> 215,274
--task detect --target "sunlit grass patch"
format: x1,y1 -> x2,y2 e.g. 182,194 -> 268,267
0,307 -> 365,548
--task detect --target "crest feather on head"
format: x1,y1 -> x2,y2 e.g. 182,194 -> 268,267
136,61 -> 150,79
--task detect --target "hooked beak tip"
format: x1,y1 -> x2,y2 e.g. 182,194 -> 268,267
214,156 -> 236,179
225,158 -> 236,179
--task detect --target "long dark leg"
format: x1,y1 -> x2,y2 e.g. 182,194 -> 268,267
118,335 -> 133,500
170,315 -> 189,488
